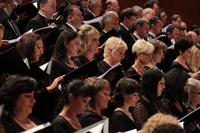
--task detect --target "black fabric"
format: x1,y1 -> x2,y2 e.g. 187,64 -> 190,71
124,67 -> 141,82
1,113 -> 42,133
52,115 -> 76,133
79,111 -> 103,128
26,14 -> 49,31
0,9 -> 20,40
110,110 -> 141,133
73,55 -> 90,67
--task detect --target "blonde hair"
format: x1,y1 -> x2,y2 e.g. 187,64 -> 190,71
132,39 -> 154,55
78,24 -> 100,55
186,45 -> 200,72
142,113 -> 180,133
103,37 -> 127,58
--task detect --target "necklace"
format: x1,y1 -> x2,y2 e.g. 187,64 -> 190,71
13,117 -> 36,129
115,107 -> 134,121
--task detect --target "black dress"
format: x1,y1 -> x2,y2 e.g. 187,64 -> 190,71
52,116 -> 77,133
110,110 -> 141,133
132,96 -> 159,126
124,67 -> 141,82
73,55 -> 90,67
49,58 -> 75,81
79,110 -> 103,128
1,114 -> 42,133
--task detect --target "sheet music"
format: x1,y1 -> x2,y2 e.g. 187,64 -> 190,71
83,16 -> 103,24
97,63 -> 122,79
21,122 -> 51,133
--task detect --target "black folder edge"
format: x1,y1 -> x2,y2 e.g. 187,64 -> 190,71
179,106 -> 200,122
63,59 -> 98,83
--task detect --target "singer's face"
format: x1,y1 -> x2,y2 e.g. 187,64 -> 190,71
43,0 -> 56,18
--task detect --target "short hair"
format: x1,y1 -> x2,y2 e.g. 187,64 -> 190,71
132,39 -> 154,55
120,7 -> 137,22
78,24 -> 100,55
63,80 -> 93,105
102,11 -> 118,26
132,5 -> 143,16
86,78 -> 111,109
148,39 -> 167,55
144,0 -> 159,8
171,14 -> 182,22
16,32 -> 42,63
142,113 -> 180,133
175,39 -> 193,54
187,78 -> 200,106
141,68 -> 165,101
37,0 -> 48,10
53,30 -> 78,60
112,77 -> 140,107
149,16 -> 161,25
103,37 -> 127,58
62,5 -> 80,22
134,18 -> 150,29
152,124 -> 185,133
0,75 -> 37,116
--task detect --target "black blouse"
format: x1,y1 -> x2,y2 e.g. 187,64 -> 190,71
79,110 -> 103,128
124,67 -> 141,82
52,115 -> 77,133
110,110 -> 141,133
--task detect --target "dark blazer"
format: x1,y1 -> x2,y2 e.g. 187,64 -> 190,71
59,23 -> 76,33
0,9 -> 20,39
26,13 -> 49,31
118,24 -> 137,70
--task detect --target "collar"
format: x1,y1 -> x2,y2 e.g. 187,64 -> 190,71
66,23 -> 77,32
148,31 -> 156,38
120,23 -> 129,31
39,11 -> 48,19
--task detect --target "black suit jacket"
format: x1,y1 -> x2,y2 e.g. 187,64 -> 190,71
59,23 -> 76,33
118,24 -> 137,70
26,13 -> 49,31
0,9 -> 20,40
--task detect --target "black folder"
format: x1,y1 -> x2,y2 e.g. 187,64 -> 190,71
179,107 -> 200,123
63,59 -> 98,84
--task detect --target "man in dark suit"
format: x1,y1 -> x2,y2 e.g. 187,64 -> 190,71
0,0 -> 21,39
59,5 -> 83,32
118,8 -> 138,70
26,0 -> 56,31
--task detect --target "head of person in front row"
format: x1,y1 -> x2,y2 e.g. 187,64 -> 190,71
75,24 -> 100,66
0,75 -> 38,132
142,113 -> 181,133
103,37 -> 127,66
145,39 -> 167,70
52,80 -> 92,132
16,32 -> 44,64
110,78 -> 141,132
101,11 -> 119,33
186,78 -> 200,112
79,77 -> 111,127
152,124 -> 185,133
132,68 -> 165,126
125,39 -> 154,79
50,30 -> 80,81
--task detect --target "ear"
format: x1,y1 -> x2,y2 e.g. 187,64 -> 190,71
68,93 -> 74,103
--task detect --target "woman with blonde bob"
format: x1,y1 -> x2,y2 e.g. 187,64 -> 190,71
74,24 -> 100,66
124,39 -> 154,82
142,113 -> 180,133
97,37 -> 127,88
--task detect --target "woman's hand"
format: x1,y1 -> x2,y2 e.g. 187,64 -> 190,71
46,75 -> 64,92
